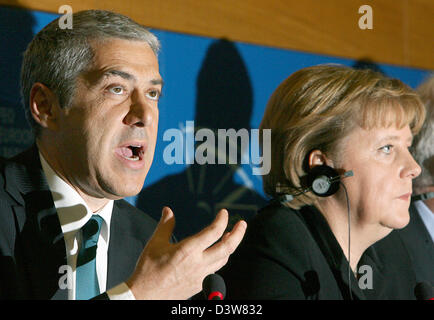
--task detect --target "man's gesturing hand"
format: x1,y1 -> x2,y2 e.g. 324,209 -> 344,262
126,206 -> 247,300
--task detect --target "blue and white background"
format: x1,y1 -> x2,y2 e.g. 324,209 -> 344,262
0,6 -> 432,239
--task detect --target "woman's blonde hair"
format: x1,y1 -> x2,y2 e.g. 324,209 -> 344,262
260,65 -> 426,209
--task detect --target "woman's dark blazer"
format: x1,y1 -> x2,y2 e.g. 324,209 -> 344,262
219,202 -> 417,300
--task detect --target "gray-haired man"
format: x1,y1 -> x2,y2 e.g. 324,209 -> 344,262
0,10 -> 246,300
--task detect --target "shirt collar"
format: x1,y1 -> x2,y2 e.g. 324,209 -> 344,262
413,200 -> 434,242
39,152 -> 113,243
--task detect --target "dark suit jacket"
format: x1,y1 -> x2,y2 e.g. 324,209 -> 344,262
219,202 -> 417,299
395,202 -> 434,285
0,145 -> 158,299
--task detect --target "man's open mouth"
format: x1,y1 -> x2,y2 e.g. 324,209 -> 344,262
115,143 -> 145,161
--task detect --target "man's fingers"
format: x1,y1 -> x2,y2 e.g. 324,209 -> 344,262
181,209 -> 229,252
151,206 -> 176,244
204,219 -> 247,262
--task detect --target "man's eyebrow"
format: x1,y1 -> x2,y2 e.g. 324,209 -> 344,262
102,70 -> 136,81
101,70 -> 163,87
151,78 -> 164,87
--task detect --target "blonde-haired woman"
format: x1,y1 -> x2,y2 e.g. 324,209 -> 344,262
219,65 -> 426,299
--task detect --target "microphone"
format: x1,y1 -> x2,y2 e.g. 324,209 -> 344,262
414,282 -> 434,300
411,191 -> 434,202
202,274 -> 226,300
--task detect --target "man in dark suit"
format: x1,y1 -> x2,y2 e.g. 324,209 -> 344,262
397,201 -> 433,285
0,10 -> 246,300
396,76 -> 434,286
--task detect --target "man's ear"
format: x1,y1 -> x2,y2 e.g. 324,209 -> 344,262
308,149 -> 334,170
29,83 -> 61,131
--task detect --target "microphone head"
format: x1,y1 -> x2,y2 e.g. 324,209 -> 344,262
414,282 -> 434,300
343,170 -> 354,177
202,274 -> 226,300
276,194 -> 294,203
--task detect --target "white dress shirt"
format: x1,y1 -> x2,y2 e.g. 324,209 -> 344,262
39,153 -> 136,300
414,200 -> 434,243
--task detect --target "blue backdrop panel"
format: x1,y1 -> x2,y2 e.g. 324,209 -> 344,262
0,6 -> 432,239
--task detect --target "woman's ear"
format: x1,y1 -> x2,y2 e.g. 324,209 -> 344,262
308,149 -> 334,169
29,82 -> 61,131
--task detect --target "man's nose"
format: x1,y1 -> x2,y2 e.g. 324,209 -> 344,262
123,90 -> 153,127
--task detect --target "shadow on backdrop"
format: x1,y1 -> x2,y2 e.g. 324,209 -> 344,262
0,5 -> 35,158
353,57 -> 385,75
137,39 -> 267,240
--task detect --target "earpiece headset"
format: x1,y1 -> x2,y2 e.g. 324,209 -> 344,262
274,164 -> 355,299
275,165 -> 353,202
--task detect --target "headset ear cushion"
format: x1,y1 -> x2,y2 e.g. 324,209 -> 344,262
307,165 -> 340,197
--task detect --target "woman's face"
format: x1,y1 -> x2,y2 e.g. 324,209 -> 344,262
336,124 -> 421,231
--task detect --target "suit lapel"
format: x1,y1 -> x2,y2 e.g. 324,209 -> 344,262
106,201 -> 148,290
409,202 -> 432,243
5,146 -> 68,299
